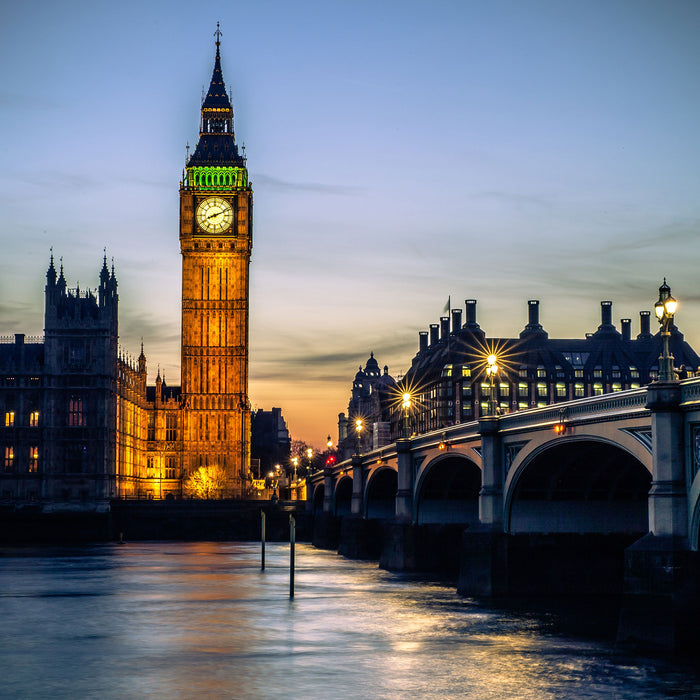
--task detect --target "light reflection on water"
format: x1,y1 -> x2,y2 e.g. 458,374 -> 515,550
0,542 -> 698,699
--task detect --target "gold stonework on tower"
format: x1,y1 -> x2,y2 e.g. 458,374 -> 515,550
179,30 -> 253,497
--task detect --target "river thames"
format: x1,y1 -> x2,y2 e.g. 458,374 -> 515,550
1,541 -> 698,699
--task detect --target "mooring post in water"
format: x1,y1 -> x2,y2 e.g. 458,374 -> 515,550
261,510 -> 266,571
289,513 -> 296,598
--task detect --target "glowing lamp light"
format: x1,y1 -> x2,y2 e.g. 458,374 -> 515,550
355,418 -> 363,433
554,422 -> 566,435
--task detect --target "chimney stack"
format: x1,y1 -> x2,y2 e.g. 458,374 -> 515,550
601,301 -> 613,327
621,318 -> 631,341
419,331 -> 428,353
451,308 -> 462,333
528,300 -> 540,327
440,316 -> 450,340
429,324 -> 439,346
638,311 -> 652,339
465,299 -> 478,328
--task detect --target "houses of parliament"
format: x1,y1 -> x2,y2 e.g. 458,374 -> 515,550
0,32 -> 253,506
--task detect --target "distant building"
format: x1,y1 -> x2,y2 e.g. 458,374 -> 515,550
337,353 -> 397,460
397,297 -> 700,436
251,408 -> 291,480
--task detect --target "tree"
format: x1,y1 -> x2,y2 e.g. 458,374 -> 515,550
183,465 -> 228,499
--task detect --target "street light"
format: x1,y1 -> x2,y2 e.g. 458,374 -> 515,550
291,457 -> 298,481
401,391 -> 412,438
327,435 -> 333,450
654,279 -> 677,382
354,418 -> 363,455
486,353 -> 499,416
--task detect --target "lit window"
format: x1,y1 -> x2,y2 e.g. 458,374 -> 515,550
4,446 -> 14,471
593,383 -> 604,396
462,385 -> 472,398
5,411 -> 14,427
519,367 -> 527,378
537,367 -> 546,378
556,383 -> 566,397
612,366 -> 621,379
29,411 -> 40,427
575,383 -> 584,398
29,447 -> 38,472
461,366 -> 471,378
594,367 -> 603,379
518,382 -> 528,397
499,384 -> 510,397
575,369 -> 583,379
481,382 -> 491,397
612,382 -> 622,392
166,414 -> 177,441
630,367 -> 639,379
68,398 -> 85,427
537,382 -> 547,398
631,383 -> 640,389
518,401 -> 529,410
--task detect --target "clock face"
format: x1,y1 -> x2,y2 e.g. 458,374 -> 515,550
196,196 -> 234,234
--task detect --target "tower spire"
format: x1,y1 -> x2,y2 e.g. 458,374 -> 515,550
187,24 -> 244,167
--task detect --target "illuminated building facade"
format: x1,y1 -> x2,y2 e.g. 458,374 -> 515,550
179,27 -> 253,495
0,32 -> 253,506
395,298 -> 700,436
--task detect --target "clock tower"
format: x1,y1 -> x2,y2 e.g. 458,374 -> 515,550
179,27 -> 252,496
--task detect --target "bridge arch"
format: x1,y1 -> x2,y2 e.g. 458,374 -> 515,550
312,483 -> 324,517
505,437 -> 651,534
365,467 -> 397,519
415,454 -> 481,525
334,476 -> 353,517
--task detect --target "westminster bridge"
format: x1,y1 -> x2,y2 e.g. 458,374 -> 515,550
308,378 -> 700,651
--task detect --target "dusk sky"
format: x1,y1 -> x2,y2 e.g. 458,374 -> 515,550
1,1 -> 699,446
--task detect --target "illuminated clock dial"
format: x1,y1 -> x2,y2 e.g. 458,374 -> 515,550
196,196 -> 234,233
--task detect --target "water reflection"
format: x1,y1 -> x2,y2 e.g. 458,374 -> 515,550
0,542 -> 697,699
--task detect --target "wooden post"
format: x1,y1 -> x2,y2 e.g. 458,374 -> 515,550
289,513 -> 296,598
261,510 -> 266,571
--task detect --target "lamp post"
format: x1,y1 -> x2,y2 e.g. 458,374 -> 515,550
306,447 -> 313,475
654,279 -> 678,382
486,353 -> 499,416
354,418 -> 363,455
401,392 -> 412,439
291,457 -> 298,481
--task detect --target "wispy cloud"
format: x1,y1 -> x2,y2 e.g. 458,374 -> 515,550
253,173 -> 363,196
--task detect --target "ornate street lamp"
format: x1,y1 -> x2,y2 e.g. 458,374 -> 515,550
354,418 -> 363,455
401,392 -> 412,439
486,353 -> 499,416
654,279 -> 678,382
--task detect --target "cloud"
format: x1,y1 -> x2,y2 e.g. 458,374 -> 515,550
253,173 -> 363,196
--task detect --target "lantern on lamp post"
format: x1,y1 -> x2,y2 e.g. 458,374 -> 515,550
654,279 -> 678,382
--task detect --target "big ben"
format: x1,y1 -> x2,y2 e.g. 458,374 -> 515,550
179,26 -> 252,496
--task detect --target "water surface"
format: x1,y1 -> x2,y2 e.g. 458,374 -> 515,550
0,542 -> 697,699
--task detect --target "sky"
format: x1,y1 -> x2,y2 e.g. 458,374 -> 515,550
1,1 -> 700,447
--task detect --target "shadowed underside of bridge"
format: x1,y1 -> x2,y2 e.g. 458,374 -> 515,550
509,440 -> 651,534
416,456 -> 481,525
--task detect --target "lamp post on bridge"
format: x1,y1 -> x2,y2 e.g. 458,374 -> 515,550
654,279 -> 677,382
486,354 -> 499,416
401,392 -> 412,439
